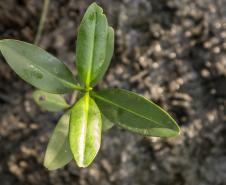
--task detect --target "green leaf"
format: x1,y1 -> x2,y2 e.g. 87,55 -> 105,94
92,27 -> 114,86
91,89 -> 180,137
44,111 -> 72,170
76,3 -> 110,88
0,39 -> 77,94
69,93 -> 102,167
102,114 -> 114,132
33,90 -> 70,112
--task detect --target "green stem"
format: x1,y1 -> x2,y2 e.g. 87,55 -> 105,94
73,84 -> 92,92
35,0 -> 50,45
73,84 -> 85,91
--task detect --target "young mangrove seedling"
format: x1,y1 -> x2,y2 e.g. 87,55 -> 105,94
0,3 -> 180,169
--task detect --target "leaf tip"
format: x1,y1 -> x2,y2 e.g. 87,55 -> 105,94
75,158 -> 94,168
171,119 -> 181,136
89,2 -> 104,14
169,124 -> 181,137
175,124 -> 181,136
43,159 -> 60,171
76,162 -> 89,168
43,156 -> 53,171
89,2 -> 98,11
90,2 -> 98,6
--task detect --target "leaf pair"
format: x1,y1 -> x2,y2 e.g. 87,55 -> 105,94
33,90 -> 112,169
43,93 -> 102,169
67,3 -> 115,167
0,3 -> 115,168
76,3 -> 114,88
0,2 -> 180,170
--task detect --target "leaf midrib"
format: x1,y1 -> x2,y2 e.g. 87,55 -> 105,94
82,93 -> 89,165
93,93 -> 172,128
86,11 -> 97,87
3,45 -> 76,89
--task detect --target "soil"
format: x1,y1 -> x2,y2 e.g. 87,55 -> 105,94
0,0 -> 226,185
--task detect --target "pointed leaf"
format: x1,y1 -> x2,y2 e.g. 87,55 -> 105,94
44,112 -> 72,170
75,3 -> 109,87
33,90 -> 70,112
92,89 -> 180,137
0,39 -> 77,94
69,93 -> 102,167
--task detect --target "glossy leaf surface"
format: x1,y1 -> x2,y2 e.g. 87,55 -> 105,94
33,90 -> 70,112
92,27 -> 114,86
92,89 -> 180,137
76,3 -> 110,87
44,112 -> 72,170
0,39 -> 77,93
69,93 -> 102,167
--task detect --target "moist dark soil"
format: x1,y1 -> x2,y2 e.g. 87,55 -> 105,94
0,0 -> 226,185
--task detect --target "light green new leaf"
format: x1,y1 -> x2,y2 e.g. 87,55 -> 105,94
44,111 -> 72,170
76,3 -> 110,88
102,114 -> 114,132
69,93 -> 102,167
91,89 -> 180,137
33,90 -> 70,112
0,39 -> 77,94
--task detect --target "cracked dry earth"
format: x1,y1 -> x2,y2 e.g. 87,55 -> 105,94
0,0 -> 226,185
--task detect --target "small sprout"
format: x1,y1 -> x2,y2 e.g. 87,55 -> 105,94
0,2 -> 180,169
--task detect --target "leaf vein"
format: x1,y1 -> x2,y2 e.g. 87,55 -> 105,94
93,94 -> 167,128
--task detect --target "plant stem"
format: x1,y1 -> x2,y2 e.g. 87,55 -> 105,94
73,84 -> 85,92
35,0 -> 50,45
73,84 -> 92,92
